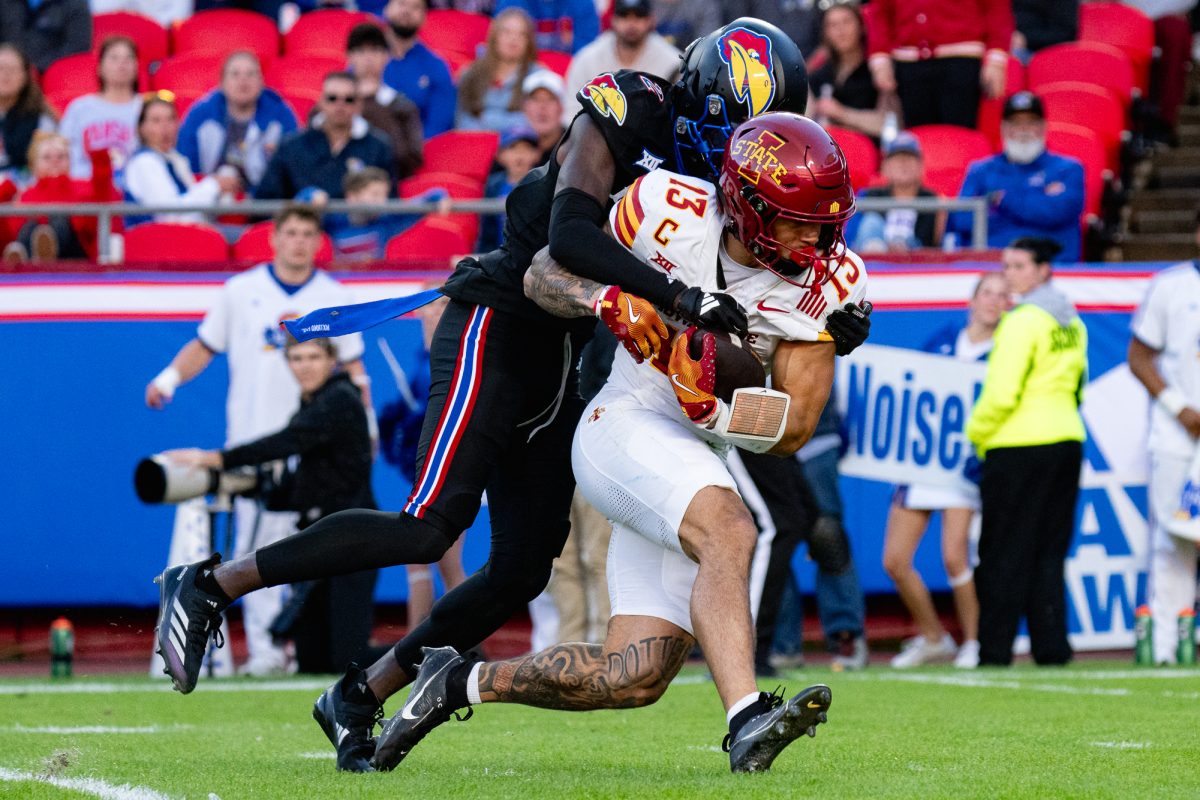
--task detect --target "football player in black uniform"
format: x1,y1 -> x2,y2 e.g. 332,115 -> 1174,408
151,17 -> 871,773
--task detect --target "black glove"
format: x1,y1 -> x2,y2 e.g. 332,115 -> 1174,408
825,301 -> 872,356
672,286 -> 749,336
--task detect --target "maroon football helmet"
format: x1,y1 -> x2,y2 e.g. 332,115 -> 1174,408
718,112 -> 855,288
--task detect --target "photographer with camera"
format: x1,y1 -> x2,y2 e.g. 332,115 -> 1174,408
163,336 -> 377,675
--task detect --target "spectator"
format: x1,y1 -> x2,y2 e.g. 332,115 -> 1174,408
1,131 -> 120,263
58,35 -> 141,179
866,0 -> 1011,128
176,51 -> 299,197
477,125 -> 539,251
807,0 -> 888,140
966,236 -> 1088,667
1124,0 -> 1198,138
456,8 -> 544,132
521,70 -> 564,163
495,0 -> 599,54
1010,0 -> 1078,60
949,92 -> 1085,261
162,335 -> 378,676
849,131 -> 941,252
124,93 -> 241,224
650,0 -> 721,50
0,0 -> 91,73
380,0 -> 457,138
324,166 -> 416,260
0,44 -> 56,179
884,272 -> 1009,669
256,71 -> 395,201
346,23 -> 423,179
561,0 -> 681,126
723,0 -> 822,58
1127,212 -> 1200,665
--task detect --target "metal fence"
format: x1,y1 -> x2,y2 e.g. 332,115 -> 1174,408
0,196 -> 990,264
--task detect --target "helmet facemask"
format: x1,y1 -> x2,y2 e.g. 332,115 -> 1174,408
732,185 -> 851,290
673,94 -> 736,183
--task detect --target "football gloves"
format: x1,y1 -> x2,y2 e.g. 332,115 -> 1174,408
667,327 -> 719,424
825,301 -> 873,356
672,286 -> 749,337
594,285 -> 669,363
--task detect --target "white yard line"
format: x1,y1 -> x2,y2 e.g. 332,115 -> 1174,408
870,673 -> 1133,696
0,766 -> 174,800
6,725 -> 193,735
1089,741 -> 1151,749
0,680 -> 331,696
296,752 -> 335,759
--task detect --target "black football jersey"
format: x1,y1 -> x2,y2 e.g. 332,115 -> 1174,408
442,70 -> 682,325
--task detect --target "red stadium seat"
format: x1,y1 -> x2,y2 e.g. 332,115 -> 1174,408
123,222 -> 230,265
173,90 -> 203,117
232,220 -> 334,265
263,56 -> 346,97
977,54 -> 1027,149
150,53 -> 226,95
281,88 -> 320,122
825,126 -> 879,191
1045,122 -> 1107,218
400,172 -> 485,246
172,10 -> 280,65
907,125 -> 993,196
284,9 -> 378,57
419,130 -> 500,183
1079,2 -> 1154,94
422,10 -> 490,62
93,12 -> 170,66
537,50 -> 572,78
1037,81 -> 1127,172
384,216 -> 472,267
1028,42 -> 1136,107
42,52 -> 150,99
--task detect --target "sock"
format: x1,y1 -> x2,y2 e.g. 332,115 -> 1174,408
194,565 -> 232,605
466,662 -> 483,705
445,660 -> 473,710
728,691 -> 770,737
341,668 -> 380,707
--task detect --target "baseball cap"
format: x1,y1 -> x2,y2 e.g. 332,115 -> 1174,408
523,70 -> 565,102
883,130 -> 922,159
612,0 -> 652,15
1002,91 -> 1044,120
500,125 -> 539,149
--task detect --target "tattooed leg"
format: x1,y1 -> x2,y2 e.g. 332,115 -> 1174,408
476,615 -> 693,710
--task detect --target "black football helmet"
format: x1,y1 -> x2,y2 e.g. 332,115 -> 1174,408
671,18 -> 809,182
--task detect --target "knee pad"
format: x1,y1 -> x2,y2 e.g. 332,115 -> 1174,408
808,515 -> 852,574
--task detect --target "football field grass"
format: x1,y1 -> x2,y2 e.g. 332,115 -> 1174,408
0,662 -> 1197,799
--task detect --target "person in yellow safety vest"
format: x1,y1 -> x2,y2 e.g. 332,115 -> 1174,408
966,236 -> 1088,667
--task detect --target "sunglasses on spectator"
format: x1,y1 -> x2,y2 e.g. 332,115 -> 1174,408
323,93 -> 359,104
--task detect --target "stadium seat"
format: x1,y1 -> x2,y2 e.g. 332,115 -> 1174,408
419,130 -> 500,183
282,88 -> 320,122
906,125 -> 993,196
173,90 -> 203,117
284,9 -> 378,58
422,10 -> 490,62
1028,42 -> 1136,107
233,220 -> 334,264
825,126 -> 878,191
42,52 -> 150,100
93,12 -> 170,66
1044,122 -> 1107,219
384,216 -> 472,267
977,54 -> 1027,149
150,53 -> 227,95
1079,2 -> 1154,94
537,50 -> 572,78
172,10 -> 280,65
1037,82 -> 1127,172
400,172 -> 485,246
123,222 -> 230,265
264,56 -> 347,97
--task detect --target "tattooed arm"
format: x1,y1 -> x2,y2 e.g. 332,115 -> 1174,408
523,245 -> 607,319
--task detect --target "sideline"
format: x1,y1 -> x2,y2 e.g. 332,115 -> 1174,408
0,766 -> 174,800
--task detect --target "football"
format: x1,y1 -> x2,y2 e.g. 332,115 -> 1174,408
687,328 -> 766,402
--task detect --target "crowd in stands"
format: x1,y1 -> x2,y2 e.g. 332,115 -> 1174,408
0,0 -> 1198,268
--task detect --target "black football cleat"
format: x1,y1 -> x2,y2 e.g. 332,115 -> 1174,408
312,665 -> 384,772
370,646 -> 473,771
725,684 -> 832,773
153,553 -> 227,694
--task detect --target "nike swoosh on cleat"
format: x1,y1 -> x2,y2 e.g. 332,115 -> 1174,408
669,374 -> 699,397
624,296 -> 641,323
399,660 -> 456,721
806,701 -> 822,708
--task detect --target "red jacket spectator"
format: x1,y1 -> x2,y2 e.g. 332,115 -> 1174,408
867,0 -> 1013,63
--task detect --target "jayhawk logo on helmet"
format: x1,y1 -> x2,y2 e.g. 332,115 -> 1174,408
583,73 -> 627,125
718,27 -> 776,117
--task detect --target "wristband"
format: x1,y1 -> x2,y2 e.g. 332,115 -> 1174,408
152,366 -> 181,398
593,285 -> 616,317
351,373 -> 372,387
1157,388 -> 1187,417
710,387 -> 791,454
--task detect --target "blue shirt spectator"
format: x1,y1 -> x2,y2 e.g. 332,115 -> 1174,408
381,42 -> 456,138
495,0 -> 599,54
477,125 -> 540,251
948,91 -> 1085,262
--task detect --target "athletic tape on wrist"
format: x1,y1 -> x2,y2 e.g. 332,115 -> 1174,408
152,366 -> 181,398
948,569 -> 974,588
1157,388 -> 1187,418
711,387 -> 791,454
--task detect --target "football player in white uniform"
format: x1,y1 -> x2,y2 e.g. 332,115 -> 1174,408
375,113 -> 868,773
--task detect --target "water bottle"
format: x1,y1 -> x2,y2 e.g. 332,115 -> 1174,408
1178,609 -> 1196,665
880,111 -> 899,150
1133,605 -> 1153,665
815,84 -> 833,128
49,617 -> 74,678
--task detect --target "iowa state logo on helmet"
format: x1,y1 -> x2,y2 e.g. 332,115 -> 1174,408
583,73 -> 627,125
718,27 -> 776,117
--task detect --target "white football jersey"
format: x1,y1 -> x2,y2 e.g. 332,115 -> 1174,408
605,168 -> 869,435
1130,261 -> 1200,458
197,264 -> 365,447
